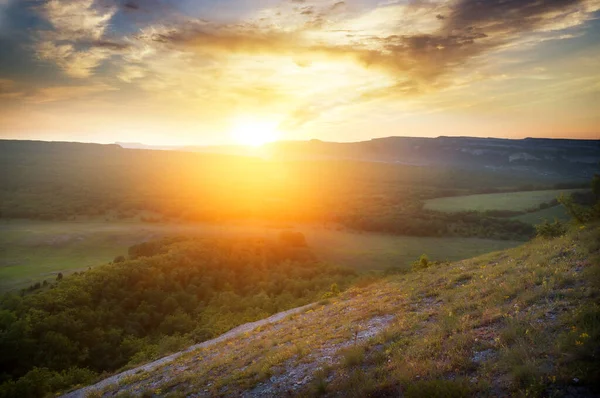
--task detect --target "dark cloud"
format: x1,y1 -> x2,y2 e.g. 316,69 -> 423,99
300,7 -> 314,15
138,0 -> 596,90
358,0 -> 596,84
113,0 -> 181,23
140,22 -> 296,53
124,1 -> 140,11
442,0 -> 583,35
92,40 -> 130,50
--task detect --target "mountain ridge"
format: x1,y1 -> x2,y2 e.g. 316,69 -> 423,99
116,135 -> 600,180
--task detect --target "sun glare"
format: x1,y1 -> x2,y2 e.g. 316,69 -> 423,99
230,118 -> 280,147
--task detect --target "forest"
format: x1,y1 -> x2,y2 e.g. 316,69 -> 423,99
1,140 -> 585,240
0,235 -> 356,397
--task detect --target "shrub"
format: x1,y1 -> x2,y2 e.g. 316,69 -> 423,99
558,194 -> 593,224
340,345 -> 365,368
412,254 -> 430,271
278,231 -> 307,247
321,283 -> 340,299
535,219 -> 567,239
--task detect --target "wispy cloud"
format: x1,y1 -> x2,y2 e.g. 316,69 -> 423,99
0,78 -> 24,100
26,82 -> 118,103
33,0 -> 120,77
39,0 -> 116,41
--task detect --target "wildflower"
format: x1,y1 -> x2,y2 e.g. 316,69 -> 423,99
580,333 -> 589,339
575,340 -> 583,346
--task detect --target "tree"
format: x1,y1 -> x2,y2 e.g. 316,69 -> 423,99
279,231 -> 307,247
558,193 -> 592,224
592,174 -> 600,201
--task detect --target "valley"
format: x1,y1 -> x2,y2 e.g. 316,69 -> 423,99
0,219 -> 521,292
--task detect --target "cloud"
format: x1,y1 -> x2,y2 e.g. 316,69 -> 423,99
25,0 -> 600,130
39,0 -> 116,41
33,0 -> 121,77
36,41 -> 111,78
0,78 -> 24,100
331,1 -> 345,10
442,0 -> 599,34
124,1 -> 139,11
117,64 -> 146,82
321,0 -> 600,88
27,83 -> 118,103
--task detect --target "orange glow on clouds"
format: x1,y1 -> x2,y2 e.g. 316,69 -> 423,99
0,0 -> 599,144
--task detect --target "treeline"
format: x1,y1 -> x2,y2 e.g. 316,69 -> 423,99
0,236 -> 355,397
339,207 -> 535,240
427,181 -> 589,200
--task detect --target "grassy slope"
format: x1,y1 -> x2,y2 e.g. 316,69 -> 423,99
0,220 -> 520,292
85,223 -> 600,398
424,189 -> 586,212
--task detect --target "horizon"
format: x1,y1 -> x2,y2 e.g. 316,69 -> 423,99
1,0 -> 599,145
2,133 -> 600,149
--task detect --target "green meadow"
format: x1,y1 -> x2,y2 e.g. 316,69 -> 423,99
424,189 -> 585,212
512,205 -> 570,224
0,219 -> 521,292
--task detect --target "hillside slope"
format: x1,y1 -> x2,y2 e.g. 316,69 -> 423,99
64,224 -> 599,397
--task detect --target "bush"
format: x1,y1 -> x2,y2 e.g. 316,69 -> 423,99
278,231 -> 307,247
412,254 -> 430,271
340,345 -> 365,368
321,283 -> 340,299
535,219 -> 567,239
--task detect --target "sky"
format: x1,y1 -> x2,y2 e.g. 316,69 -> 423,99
0,0 -> 599,145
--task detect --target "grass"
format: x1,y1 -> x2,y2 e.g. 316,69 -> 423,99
512,205 -> 569,224
74,221 -> 599,397
0,219 -> 521,292
424,189 -> 586,212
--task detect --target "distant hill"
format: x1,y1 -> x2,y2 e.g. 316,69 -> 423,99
116,136 -> 600,180
261,137 -> 600,179
1,138 -> 594,240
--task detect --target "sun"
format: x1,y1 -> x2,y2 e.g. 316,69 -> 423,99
230,117 -> 280,147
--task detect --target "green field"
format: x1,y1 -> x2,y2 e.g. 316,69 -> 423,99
0,220 -> 522,292
424,189 -> 585,212
512,205 -> 570,224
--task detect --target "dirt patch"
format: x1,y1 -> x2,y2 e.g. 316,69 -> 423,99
61,304 -> 316,398
242,314 -> 395,397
